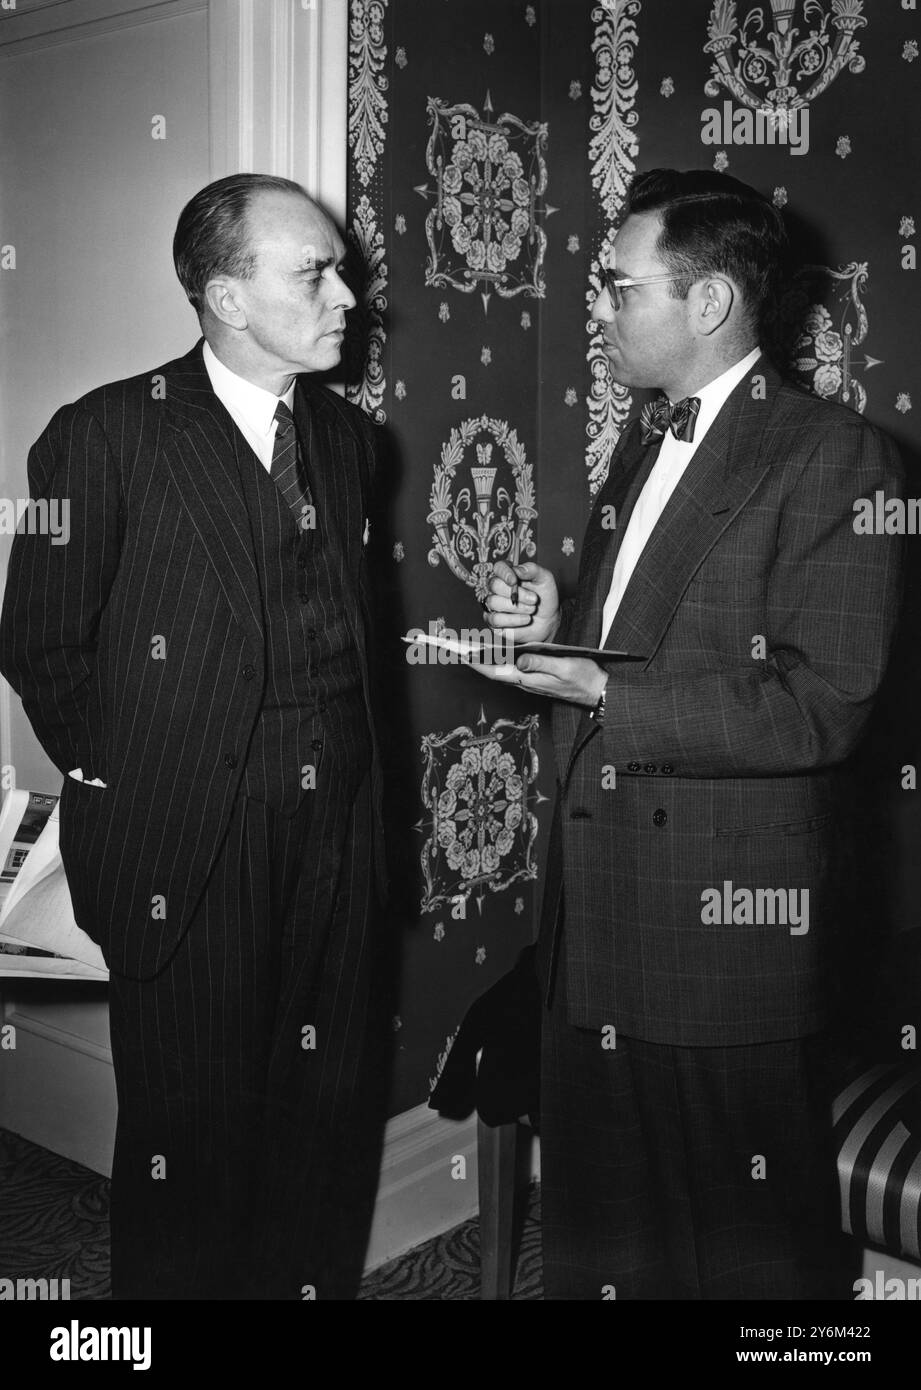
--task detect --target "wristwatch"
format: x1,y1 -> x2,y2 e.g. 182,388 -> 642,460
591,682 -> 607,723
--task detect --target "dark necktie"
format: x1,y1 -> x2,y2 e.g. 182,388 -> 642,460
639,393 -> 701,446
270,400 -> 314,531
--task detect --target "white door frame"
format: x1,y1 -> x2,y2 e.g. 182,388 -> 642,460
208,0 -> 349,223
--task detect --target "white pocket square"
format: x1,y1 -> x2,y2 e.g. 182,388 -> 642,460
68,768 -> 108,787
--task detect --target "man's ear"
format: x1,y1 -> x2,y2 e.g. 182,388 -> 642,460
203,278 -> 247,329
694,276 -> 734,337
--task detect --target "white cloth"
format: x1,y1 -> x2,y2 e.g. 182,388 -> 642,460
203,340 -> 296,473
599,347 -> 762,646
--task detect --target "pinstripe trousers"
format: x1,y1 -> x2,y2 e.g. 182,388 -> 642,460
106,739 -> 379,1301
540,924 -> 860,1300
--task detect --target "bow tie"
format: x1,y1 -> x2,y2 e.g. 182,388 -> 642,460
639,394 -> 701,446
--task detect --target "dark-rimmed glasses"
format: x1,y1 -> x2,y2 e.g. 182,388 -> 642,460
601,249 -> 688,310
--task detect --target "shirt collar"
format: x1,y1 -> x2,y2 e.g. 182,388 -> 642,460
203,340 -> 296,436
672,345 -> 762,448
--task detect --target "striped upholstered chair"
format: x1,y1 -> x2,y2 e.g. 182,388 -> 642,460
834,1059 -> 921,1266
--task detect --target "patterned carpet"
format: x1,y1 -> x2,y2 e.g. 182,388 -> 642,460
358,1188 -> 542,1300
0,1127 -> 542,1300
0,1129 -> 110,1299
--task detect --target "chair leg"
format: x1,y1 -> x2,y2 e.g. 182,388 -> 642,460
477,1118 -> 518,1300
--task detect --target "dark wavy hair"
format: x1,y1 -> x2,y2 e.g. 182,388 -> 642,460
173,173 -> 309,315
625,168 -> 789,335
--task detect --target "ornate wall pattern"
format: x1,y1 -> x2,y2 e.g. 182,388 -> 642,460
347,0 -> 921,1117
348,0 -> 389,422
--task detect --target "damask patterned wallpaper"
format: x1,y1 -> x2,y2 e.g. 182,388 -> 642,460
347,0 -> 921,1117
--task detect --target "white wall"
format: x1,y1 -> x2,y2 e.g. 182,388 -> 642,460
0,0 -> 210,793
0,0 -> 211,1176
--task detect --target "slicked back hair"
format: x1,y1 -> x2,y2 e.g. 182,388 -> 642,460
173,173 -> 310,315
624,168 -> 788,334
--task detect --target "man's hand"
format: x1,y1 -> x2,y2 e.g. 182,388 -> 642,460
484,561 -> 561,644
467,651 -> 608,708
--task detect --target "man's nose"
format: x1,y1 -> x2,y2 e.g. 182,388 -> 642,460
330,269 -> 357,312
591,285 -> 614,322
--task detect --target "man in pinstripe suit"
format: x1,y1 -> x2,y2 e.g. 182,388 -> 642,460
0,174 -> 387,1300
481,170 -> 904,1299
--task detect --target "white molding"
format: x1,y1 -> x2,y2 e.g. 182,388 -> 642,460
3,1001 -> 112,1066
365,1104 -> 541,1272
0,998 -> 116,1174
314,0 -> 349,224
208,0 -> 254,177
0,0 -> 205,56
0,680 -> 11,797
238,0 -> 255,170
292,0 -> 349,222
207,0 -> 348,220
268,0 -> 291,179
365,1105 -> 479,1269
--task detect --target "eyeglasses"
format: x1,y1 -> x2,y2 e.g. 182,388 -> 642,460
600,254 -> 689,310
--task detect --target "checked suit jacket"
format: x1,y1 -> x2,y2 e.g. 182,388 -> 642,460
539,355 -> 904,1047
0,340 -> 387,980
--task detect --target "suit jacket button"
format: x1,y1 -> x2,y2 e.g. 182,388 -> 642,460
652,808 -> 667,827
662,764 -> 674,775
644,763 -> 656,774
306,627 -> 318,640
627,761 -> 641,773
242,664 -> 256,680
224,752 -> 238,769
311,738 -> 324,752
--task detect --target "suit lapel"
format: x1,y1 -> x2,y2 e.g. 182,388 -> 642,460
161,341 -> 265,659
605,355 -> 777,662
567,422 -> 662,649
559,355 -> 779,783
554,419 -> 659,770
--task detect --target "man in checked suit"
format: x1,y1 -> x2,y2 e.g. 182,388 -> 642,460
0,174 -> 387,1299
480,169 -> 904,1299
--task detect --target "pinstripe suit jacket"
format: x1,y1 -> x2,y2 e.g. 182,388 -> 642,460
542,355 -> 904,1046
0,341 -> 386,979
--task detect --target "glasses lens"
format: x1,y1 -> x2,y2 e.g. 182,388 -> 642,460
603,268 -> 621,310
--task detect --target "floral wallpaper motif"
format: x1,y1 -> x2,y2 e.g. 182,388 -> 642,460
427,415 -> 537,601
347,0 -> 389,423
417,711 -> 541,915
348,0 -> 920,1116
423,97 -> 550,311
585,0 -> 642,495
784,261 -> 877,413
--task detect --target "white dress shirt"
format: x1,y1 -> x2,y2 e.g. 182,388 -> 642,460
203,339 -> 296,473
599,346 -> 762,646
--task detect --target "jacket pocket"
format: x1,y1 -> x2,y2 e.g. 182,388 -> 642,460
714,813 -> 832,838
